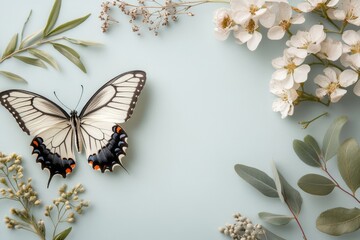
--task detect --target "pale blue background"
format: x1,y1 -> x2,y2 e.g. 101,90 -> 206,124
0,0 -> 359,239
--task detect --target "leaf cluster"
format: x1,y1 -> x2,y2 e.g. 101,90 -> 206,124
0,0 -> 99,83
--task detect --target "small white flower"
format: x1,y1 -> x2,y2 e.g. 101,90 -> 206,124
314,67 -> 358,102
286,25 -> 326,58
213,8 -> 237,41
270,80 -> 298,118
233,19 -> 262,51
317,37 -> 343,61
342,30 -> 360,54
328,0 -> 360,26
231,0 -> 267,24
267,2 -> 305,40
272,50 -> 311,88
297,0 -> 339,13
339,54 -> 360,95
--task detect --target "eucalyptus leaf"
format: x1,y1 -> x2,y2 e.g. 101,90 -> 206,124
19,29 -> 44,49
2,34 -> 18,59
234,164 -> 278,198
14,56 -> 47,69
64,37 -> 101,46
271,162 -> 284,202
0,71 -> 27,83
316,207 -> 360,236
29,48 -> 59,70
273,163 -> 303,216
52,43 -> 86,73
304,135 -> 322,158
43,0 -> 61,37
54,227 -> 72,240
293,139 -> 321,167
323,116 -> 348,161
258,212 -> 293,226
337,138 -> 360,194
298,174 -> 335,195
47,14 -> 91,37
261,227 -> 286,240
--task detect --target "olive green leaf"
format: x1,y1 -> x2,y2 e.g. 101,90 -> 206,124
47,14 -> 91,38
298,174 -> 335,195
28,48 -> 59,70
2,34 -> 18,59
64,37 -> 101,46
258,212 -> 293,226
54,227 -> 72,240
293,139 -> 321,167
337,138 -> 360,194
13,56 -> 47,69
0,71 -> 27,83
273,163 -> 303,216
43,0 -> 61,36
323,116 -> 348,161
52,43 -> 86,73
304,135 -> 322,157
19,29 -> 44,49
20,10 -> 32,41
234,164 -> 278,198
261,227 -> 286,240
316,207 -> 360,236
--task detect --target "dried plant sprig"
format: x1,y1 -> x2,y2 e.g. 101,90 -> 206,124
0,0 -> 99,83
99,0 -> 226,34
0,152 -> 90,240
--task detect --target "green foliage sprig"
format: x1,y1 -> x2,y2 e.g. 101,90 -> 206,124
0,152 -> 90,240
0,0 -> 99,83
233,116 -> 360,239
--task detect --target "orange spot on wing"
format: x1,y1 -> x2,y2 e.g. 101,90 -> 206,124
66,168 -> 72,174
32,140 -> 39,147
116,126 -> 122,133
94,165 -> 100,171
88,160 -> 93,166
71,164 -> 76,169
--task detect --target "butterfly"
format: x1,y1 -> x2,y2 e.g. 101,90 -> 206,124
0,70 -> 146,187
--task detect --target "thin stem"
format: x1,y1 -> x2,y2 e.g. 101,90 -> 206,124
298,112 -> 328,129
321,5 -> 340,31
285,201 -> 307,240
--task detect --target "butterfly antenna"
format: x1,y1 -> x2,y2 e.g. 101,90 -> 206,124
53,91 -> 72,111
75,85 -> 84,111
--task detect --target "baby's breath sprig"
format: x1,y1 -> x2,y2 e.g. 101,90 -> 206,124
99,0 -> 227,34
0,152 -> 90,240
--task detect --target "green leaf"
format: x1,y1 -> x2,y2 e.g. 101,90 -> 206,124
28,48 -> 59,70
260,227 -> 286,240
271,162 -> 284,202
258,212 -> 293,226
293,139 -> 321,167
323,116 -> 348,161
64,37 -> 102,46
0,71 -> 27,83
47,14 -> 91,37
43,0 -> 61,36
273,163 -> 303,216
234,164 -> 278,198
298,174 -> 335,195
316,207 -> 360,236
19,29 -> 44,49
13,56 -> 47,69
54,227 -> 72,240
338,138 -> 360,194
20,10 -> 32,41
2,34 -> 18,58
304,135 -> 322,157
52,43 -> 86,73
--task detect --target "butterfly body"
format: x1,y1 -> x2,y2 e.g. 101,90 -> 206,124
0,71 -> 146,187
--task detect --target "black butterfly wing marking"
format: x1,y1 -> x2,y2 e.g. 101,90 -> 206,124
79,70 -> 146,172
0,90 -> 76,186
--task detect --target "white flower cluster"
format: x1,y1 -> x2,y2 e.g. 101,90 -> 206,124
214,0 -> 360,118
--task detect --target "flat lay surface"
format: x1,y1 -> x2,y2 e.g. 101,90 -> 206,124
0,0 -> 359,239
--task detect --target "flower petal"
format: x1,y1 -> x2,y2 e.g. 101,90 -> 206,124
314,74 -> 331,88
323,67 -> 339,81
315,88 -> 328,98
297,2 -> 313,12
330,88 -> 347,103
339,69 -> 359,87
353,80 -> 360,96
247,31 -> 262,51
291,14 -> 305,24
268,26 -> 286,40
293,64 -> 310,83
342,30 -> 360,46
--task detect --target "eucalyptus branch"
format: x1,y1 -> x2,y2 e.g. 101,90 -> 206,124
285,201 -> 307,240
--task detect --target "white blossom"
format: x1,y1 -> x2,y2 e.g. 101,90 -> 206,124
314,67 -> 358,102
270,79 -> 298,118
213,8 -> 237,40
231,0 -> 267,24
297,0 -> 339,13
233,19 -> 262,51
267,2 -> 305,40
328,0 -> 360,26
317,37 -> 343,61
272,50 -> 311,88
286,25 -> 326,58
342,30 -> 360,54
